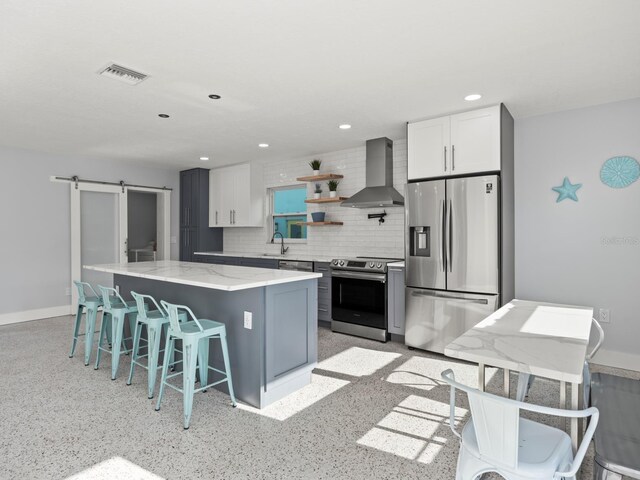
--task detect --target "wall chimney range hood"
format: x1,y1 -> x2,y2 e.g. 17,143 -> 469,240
341,137 -> 404,208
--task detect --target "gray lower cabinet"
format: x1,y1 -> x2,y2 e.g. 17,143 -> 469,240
239,258 -> 279,269
314,262 -> 331,324
387,266 -> 406,336
193,254 -> 278,269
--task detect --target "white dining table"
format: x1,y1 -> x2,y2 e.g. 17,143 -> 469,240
444,299 -> 593,452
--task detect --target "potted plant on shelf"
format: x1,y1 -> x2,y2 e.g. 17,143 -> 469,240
313,183 -> 322,199
311,211 -> 326,222
309,159 -> 322,175
327,179 -> 339,198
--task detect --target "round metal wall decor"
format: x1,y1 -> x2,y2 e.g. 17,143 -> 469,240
600,156 -> 639,189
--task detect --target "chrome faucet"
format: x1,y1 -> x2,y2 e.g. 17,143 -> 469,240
271,232 -> 289,255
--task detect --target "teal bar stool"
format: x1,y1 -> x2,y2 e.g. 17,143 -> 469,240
69,281 -> 109,365
94,286 -> 140,380
155,301 -> 236,429
127,291 -> 187,399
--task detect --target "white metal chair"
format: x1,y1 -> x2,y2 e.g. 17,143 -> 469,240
516,317 -> 604,405
441,369 -> 599,480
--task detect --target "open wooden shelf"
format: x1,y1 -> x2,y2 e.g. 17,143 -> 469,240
296,173 -> 344,182
296,221 -> 344,226
304,196 -> 349,204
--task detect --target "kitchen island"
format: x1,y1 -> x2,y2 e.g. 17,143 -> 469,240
84,260 -> 321,409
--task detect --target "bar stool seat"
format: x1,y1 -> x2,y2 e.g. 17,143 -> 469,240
155,301 -> 236,429
69,281 -> 109,366
127,292 -> 186,399
95,286 -> 141,380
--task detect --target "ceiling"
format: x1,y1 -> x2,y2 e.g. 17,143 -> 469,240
1,0 -> 639,169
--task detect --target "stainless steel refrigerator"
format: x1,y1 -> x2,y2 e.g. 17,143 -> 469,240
405,175 -> 501,353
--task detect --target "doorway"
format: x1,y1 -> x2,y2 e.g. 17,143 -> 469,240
68,183 -> 171,309
127,191 -> 157,262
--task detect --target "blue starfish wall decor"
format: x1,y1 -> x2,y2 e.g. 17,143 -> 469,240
552,177 -> 582,202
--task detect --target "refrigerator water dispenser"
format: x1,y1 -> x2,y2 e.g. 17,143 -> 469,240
410,226 -> 430,257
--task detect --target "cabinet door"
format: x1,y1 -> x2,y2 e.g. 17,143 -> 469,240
408,117 -> 450,180
218,167 -> 235,226
449,105 -> 501,175
179,226 -> 198,261
189,170 -> 200,226
208,169 -> 224,227
231,163 -> 251,226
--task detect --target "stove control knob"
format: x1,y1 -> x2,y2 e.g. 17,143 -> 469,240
333,260 -> 338,265
369,262 -> 375,268
376,262 -> 382,269
339,260 -> 344,266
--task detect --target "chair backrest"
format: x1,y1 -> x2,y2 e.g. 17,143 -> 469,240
442,370 -> 521,468
73,280 -> 99,304
130,291 -> 149,320
97,285 -> 128,312
160,300 -> 203,334
586,317 -> 605,361
441,369 -> 599,479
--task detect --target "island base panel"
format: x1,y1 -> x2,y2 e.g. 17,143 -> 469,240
114,275 -> 317,409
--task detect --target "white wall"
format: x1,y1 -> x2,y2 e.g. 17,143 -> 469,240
223,140 -> 407,259
0,146 -> 180,320
515,98 -> 640,370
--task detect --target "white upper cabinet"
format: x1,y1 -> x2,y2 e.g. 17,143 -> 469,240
209,163 -> 264,227
407,116 -> 450,180
408,105 -> 501,180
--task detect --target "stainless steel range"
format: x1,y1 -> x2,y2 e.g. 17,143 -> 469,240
330,257 -> 401,342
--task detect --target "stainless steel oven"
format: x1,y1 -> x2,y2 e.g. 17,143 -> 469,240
330,257 -> 400,342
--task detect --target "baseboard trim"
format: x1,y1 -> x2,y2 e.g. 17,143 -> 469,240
0,305 -> 72,326
592,348 -> 640,372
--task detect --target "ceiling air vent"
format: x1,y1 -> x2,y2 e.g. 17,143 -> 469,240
98,63 -> 148,85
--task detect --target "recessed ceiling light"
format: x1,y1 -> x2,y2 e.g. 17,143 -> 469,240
339,124 -> 351,130
464,94 -> 482,101
208,94 -> 221,100
200,157 -> 209,161
258,143 -> 269,148
158,114 -> 170,118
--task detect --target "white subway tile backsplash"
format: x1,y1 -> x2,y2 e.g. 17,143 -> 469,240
223,140 -> 407,259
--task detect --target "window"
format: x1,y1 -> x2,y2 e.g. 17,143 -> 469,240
269,185 -> 307,241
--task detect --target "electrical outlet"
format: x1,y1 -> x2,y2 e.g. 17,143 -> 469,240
170,236 -> 177,244
243,311 -> 252,330
599,308 -> 610,324
65,287 -> 71,296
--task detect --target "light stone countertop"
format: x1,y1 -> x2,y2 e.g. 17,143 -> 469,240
193,251 -> 336,263
84,260 -> 321,292
444,299 -> 593,383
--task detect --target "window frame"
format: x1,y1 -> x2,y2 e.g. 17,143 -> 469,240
267,184 -> 308,244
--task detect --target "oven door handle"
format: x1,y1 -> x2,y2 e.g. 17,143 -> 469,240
331,270 -> 386,282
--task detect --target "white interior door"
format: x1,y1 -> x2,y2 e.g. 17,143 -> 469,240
80,191 -> 121,289
70,183 -> 127,307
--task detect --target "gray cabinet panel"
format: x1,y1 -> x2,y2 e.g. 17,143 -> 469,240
265,280 -> 317,383
239,258 -> 279,269
314,262 -> 331,324
179,168 -> 223,261
388,267 -> 406,335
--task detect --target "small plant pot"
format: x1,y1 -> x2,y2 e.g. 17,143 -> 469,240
313,193 -> 321,199
311,212 -> 326,223
313,170 -> 320,176
329,191 -> 337,198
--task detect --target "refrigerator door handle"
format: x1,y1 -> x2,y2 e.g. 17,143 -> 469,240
447,199 -> 453,272
440,200 -> 446,272
410,290 -> 489,305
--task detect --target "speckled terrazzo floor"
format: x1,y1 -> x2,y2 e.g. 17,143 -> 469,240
1,316 -> 637,480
